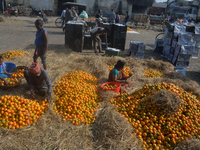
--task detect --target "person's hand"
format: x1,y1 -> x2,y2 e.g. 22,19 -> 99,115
106,44 -> 108,48
31,91 -> 36,99
46,94 -> 51,103
42,54 -> 46,58
4,79 -> 9,85
125,80 -> 130,84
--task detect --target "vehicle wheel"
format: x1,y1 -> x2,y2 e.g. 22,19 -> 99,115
15,13 -> 18,17
55,18 -> 62,28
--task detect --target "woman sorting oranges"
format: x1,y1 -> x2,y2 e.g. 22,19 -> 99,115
108,60 -> 133,93
0,56 -> 12,85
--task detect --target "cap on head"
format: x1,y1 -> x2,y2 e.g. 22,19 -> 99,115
30,62 -> 40,74
35,19 -> 43,26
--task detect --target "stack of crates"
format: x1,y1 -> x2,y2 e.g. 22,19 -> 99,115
65,22 -> 85,52
128,41 -> 146,59
84,35 -> 92,49
113,24 -> 127,51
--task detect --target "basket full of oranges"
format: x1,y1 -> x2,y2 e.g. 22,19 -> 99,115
9,66 -> 28,79
0,77 -> 21,89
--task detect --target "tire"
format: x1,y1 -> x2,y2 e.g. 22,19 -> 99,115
15,13 -> 18,17
55,18 -> 62,28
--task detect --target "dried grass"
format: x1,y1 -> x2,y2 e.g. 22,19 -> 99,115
0,45 -> 200,149
148,90 -> 184,114
174,139 -> 200,150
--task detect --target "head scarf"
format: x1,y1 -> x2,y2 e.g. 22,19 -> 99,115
30,62 -> 40,74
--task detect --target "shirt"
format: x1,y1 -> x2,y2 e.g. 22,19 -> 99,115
29,69 -> 52,94
95,13 -> 101,18
35,28 -> 46,47
109,12 -> 116,20
125,14 -> 129,22
111,68 -> 119,76
90,27 -> 104,36
61,10 -> 66,18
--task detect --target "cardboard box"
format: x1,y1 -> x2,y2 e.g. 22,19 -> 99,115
166,32 -> 173,39
178,33 -> 192,44
165,38 -> 172,46
175,61 -> 190,68
192,48 -> 200,58
162,45 -> 171,54
171,39 -> 177,48
180,43 -> 195,55
131,52 -> 144,59
138,43 -> 146,53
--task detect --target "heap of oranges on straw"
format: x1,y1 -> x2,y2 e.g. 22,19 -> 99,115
0,95 -> 48,129
107,66 -> 133,77
53,71 -> 102,125
1,50 -> 26,60
144,68 -> 165,78
110,82 -> 200,150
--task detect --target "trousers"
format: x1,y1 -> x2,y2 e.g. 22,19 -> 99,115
90,33 -> 102,53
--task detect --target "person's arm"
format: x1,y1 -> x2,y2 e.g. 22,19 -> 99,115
0,76 -> 9,85
42,30 -> 49,58
29,73 -> 35,98
112,75 -> 128,83
44,71 -> 52,102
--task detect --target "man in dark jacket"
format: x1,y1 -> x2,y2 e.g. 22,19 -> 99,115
24,62 -> 52,102
66,6 -> 74,23
125,11 -> 129,26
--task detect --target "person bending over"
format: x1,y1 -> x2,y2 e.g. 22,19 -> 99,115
24,62 -> 52,102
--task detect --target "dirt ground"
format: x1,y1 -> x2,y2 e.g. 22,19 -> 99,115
0,15 -> 200,85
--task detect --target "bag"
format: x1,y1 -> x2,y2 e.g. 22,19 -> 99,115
78,11 -> 88,18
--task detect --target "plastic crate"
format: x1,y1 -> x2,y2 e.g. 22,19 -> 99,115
105,48 -> 120,57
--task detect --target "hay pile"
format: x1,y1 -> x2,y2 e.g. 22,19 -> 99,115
175,139 -> 200,150
0,46 -> 200,149
149,89 -> 184,114
0,16 -> 6,22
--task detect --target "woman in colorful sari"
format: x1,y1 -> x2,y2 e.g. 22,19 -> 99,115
108,60 -> 133,93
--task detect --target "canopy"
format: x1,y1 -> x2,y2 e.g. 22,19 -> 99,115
62,2 -> 86,7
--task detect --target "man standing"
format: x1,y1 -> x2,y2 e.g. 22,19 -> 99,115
24,62 -> 52,102
109,9 -> 116,24
90,27 -> 109,55
61,8 -> 67,28
115,12 -> 120,24
125,11 -> 129,26
34,19 -> 48,70
66,6 -> 74,23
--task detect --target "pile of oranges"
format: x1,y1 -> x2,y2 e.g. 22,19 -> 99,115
144,68 -> 165,78
110,82 -> 200,150
107,66 -> 133,76
103,84 -> 119,89
0,95 -> 48,129
0,77 -> 19,86
1,50 -> 26,60
53,71 -> 102,125
12,69 -> 25,78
